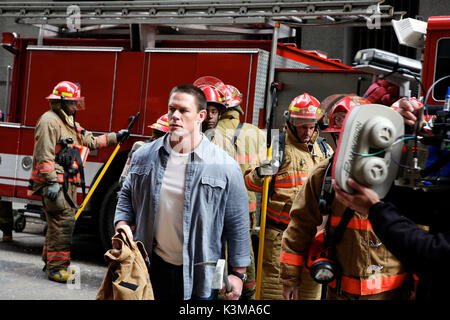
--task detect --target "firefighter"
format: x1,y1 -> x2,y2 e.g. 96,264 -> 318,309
0,201 -> 13,242
28,80 -> 128,282
244,93 -> 332,300
149,113 -> 170,141
280,96 -> 410,300
119,113 -> 169,187
200,84 -> 226,136
205,81 -> 266,300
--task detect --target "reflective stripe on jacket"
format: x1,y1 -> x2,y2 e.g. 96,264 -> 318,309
279,160 -> 407,296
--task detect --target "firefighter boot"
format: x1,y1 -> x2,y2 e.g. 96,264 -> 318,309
2,234 -> 13,242
47,269 -> 75,283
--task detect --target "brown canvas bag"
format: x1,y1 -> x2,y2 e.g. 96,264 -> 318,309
96,225 -> 154,300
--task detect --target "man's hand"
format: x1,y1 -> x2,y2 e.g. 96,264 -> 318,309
46,182 -> 60,201
396,97 -> 423,126
223,275 -> 243,300
222,267 -> 246,300
112,221 -> 131,249
282,285 -> 299,300
332,178 -> 380,215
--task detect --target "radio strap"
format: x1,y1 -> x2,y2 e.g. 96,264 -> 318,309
325,207 -> 354,295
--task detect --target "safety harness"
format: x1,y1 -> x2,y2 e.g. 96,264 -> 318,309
317,155 -> 353,295
55,138 -> 88,209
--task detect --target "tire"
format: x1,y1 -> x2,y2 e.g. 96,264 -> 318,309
14,214 -> 26,232
98,181 -> 121,252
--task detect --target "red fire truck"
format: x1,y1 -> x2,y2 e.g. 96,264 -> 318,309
1,2 -> 445,251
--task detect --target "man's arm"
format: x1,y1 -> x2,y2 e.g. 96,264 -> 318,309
222,165 -> 252,300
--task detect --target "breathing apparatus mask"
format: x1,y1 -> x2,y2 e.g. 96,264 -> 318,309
306,229 -> 337,284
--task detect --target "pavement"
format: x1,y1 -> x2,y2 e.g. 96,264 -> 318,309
0,219 -> 109,300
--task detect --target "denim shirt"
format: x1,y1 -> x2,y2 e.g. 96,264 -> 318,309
114,134 -> 251,299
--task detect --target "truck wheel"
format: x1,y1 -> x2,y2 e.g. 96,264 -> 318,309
14,214 -> 26,232
98,181 -> 120,252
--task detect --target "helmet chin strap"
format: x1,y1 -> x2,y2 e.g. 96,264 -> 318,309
286,120 -> 301,143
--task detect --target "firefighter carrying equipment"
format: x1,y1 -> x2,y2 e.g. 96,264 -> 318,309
96,225 -> 154,300
279,159 -> 408,298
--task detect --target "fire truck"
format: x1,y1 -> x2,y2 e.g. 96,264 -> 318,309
1,1 -> 445,251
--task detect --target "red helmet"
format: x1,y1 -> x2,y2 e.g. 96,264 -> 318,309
323,95 -> 370,132
287,93 -> 321,122
199,85 -> 226,109
150,113 -> 169,133
218,84 -> 243,108
46,81 -> 85,109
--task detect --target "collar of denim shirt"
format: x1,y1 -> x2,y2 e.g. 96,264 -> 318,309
157,133 -> 214,163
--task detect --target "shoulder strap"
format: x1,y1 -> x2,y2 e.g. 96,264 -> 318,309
232,122 -> 244,146
318,155 -> 334,215
316,136 -> 331,158
327,207 -> 354,247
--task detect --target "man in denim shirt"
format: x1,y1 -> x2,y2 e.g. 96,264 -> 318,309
114,84 -> 251,300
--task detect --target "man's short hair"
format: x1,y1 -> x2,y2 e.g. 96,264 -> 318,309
170,84 -> 207,112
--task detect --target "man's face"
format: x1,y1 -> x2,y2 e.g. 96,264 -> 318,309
63,101 -> 78,115
203,104 -> 220,131
168,92 -> 206,139
292,121 -> 316,143
331,111 -> 347,130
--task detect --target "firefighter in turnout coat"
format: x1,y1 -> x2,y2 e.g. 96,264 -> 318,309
28,81 -> 126,282
244,93 -> 332,300
280,96 -> 409,300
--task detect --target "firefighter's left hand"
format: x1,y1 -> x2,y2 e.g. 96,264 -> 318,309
332,178 -> 380,215
46,182 -> 60,201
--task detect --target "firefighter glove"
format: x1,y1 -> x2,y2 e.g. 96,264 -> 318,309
116,129 -> 130,143
46,182 -> 60,201
256,159 -> 280,177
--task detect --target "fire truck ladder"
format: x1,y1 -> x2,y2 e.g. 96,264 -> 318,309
0,0 -> 404,32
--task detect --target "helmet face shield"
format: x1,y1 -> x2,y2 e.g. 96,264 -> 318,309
289,117 -> 317,127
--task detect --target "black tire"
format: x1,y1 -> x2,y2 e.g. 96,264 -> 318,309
14,214 -> 26,232
98,181 -> 121,252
